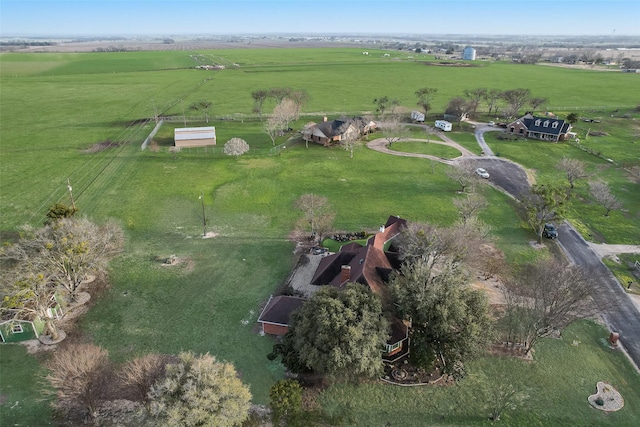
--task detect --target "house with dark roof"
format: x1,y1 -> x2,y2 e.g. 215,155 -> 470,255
505,114 -> 572,142
309,215 -> 410,362
257,215 -> 410,362
302,116 -> 377,147
257,295 -> 306,336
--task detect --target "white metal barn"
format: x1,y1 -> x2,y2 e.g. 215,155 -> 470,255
174,126 -> 216,148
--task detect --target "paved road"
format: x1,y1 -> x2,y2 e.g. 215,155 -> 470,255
370,121 -> 640,369
558,222 -> 640,370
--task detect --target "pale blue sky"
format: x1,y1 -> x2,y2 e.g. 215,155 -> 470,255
1,0 -> 638,37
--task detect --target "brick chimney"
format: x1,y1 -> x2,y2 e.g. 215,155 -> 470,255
340,265 -> 351,283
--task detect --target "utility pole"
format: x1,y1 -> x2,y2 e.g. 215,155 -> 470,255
67,178 -> 76,211
199,191 -> 206,237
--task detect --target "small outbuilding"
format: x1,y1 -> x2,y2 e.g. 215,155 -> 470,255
174,126 -> 216,148
257,295 -> 306,336
0,319 -> 43,343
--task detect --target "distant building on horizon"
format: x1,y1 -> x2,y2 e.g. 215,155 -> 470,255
463,46 -> 476,61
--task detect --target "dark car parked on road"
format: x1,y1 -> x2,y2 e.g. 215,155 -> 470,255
543,223 -> 558,239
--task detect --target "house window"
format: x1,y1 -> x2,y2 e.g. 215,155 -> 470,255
543,120 -> 550,127
552,122 -> 559,128
519,128 -> 524,134
12,324 -> 24,333
510,127 -> 515,133
535,119 -> 541,126
385,341 -> 402,353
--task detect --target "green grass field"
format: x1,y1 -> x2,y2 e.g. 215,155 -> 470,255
319,320 -> 640,426
1,48 -> 639,423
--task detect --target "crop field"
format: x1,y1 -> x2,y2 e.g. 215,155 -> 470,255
1,48 -> 639,423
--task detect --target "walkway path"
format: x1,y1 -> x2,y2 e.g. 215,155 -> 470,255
366,123 -> 475,164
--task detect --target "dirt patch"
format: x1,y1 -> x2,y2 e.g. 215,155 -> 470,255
422,61 -> 478,67
82,140 -> 122,153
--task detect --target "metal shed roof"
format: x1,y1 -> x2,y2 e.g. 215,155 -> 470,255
174,126 -> 216,141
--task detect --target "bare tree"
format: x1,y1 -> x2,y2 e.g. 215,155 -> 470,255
470,357 -> 531,422
294,194 -> 333,243
415,87 -> 438,115
119,353 -> 172,411
444,96 -> 469,126
463,88 -> 487,119
223,137 -> 250,158
484,89 -> 502,116
251,89 -> 269,121
589,180 -> 623,216
446,159 -> 480,193
268,87 -> 293,104
265,116 -> 283,146
380,114 -> 410,146
272,98 -> 298,131
395,221 -> 478,270
500,88 -> 531,118
0,217 -> 123,302
529,97 -> 547,113
453,192 -> 487,225
189,100 -> 212,123
557,157 -> 590,189
289,89 -> 309,120
44,343 -> 111,420
502,259 -> 601,354
40,218 -> 124,301
340,122 -> 361,159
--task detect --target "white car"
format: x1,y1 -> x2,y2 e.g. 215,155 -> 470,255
475,167 -> 490,179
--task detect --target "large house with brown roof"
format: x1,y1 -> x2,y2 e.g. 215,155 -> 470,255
258,215 -> 410,363
302,116 -> 377,146
505,114 -> 572,142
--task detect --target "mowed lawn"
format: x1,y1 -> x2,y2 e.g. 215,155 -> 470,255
1,49 -> 640,421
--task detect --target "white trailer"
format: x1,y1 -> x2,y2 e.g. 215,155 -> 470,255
435,120 -> 452,132
411,110 -> 425,122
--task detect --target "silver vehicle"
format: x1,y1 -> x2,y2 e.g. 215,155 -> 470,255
475,167 -> 490,179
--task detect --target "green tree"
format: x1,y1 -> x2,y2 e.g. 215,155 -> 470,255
283,284 -> 389,380
0,269 -> 62,340
45,202 -> 77,225
269,379 -> 302,425
566,112 -> 579,124
373,96 -> 399,118
149,352 -> 251,427
390,258 -> 491,377
518,183 -> 570,244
